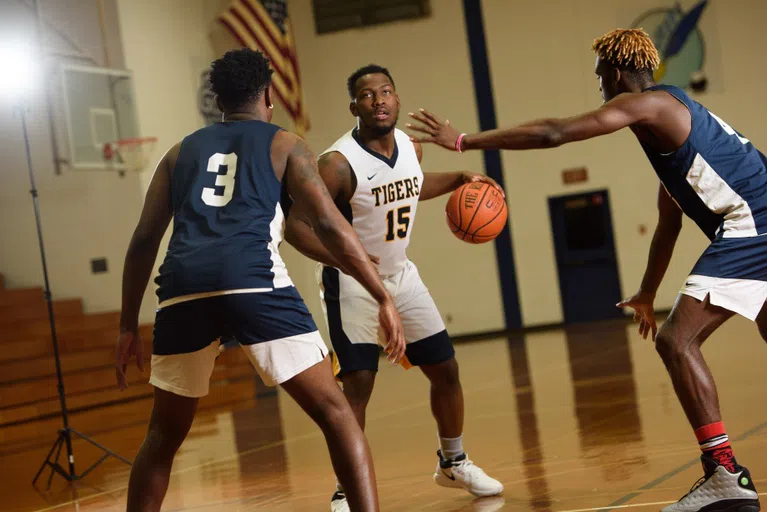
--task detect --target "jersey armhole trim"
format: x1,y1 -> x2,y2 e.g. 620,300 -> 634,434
266,127 -> 284,189
649,87 -> 694,157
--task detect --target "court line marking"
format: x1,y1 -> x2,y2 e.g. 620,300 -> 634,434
601,420 -> 767,511
29,354 -> 767,511
28,335 -> 625,511
557,492 -> 767,512
28,374 -> 516,512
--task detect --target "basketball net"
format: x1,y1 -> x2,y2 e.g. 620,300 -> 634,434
103,137 -> 158,172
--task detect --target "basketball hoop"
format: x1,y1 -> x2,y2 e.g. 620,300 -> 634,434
103,136 -> 158,175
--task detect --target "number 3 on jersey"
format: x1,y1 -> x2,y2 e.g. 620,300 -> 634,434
202,152 -> 238,207
386,206 -> 411,241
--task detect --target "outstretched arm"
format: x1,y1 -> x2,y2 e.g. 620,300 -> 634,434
407,93 -> 661,151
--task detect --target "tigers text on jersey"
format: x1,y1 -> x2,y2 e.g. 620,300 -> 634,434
641,85 -> 767,241
155,120 -> 293,306
321,127 -> 423,276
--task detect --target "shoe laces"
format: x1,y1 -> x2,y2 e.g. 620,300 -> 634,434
453,456 -> 487,477
676,475 -> 708,503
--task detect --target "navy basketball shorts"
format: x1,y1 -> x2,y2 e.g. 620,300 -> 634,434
151,286 -> 327,397
680,235 -> 767,320
318,260 -> 455,376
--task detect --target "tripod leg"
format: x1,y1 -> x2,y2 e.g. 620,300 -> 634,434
71,429 -> 132,465
47,434 -> 65,489
33,433 -> 62,486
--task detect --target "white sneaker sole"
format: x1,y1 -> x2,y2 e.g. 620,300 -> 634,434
434,471 -> 504,497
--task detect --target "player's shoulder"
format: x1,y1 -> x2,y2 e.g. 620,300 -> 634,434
318,148 -> 352,174
394,127 -> 419,149
317,148 -> 356,198
271,128 -> 299,152
393,127 -> 411,141
602,90 -> 679,126
160,141 -> 184,176
614,89 -> 681,110
321,129 -> 356,155
393,127 -> 422,161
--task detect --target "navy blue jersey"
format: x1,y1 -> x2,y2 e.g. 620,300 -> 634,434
155,120 -> 293,304
640,85 -> 767,241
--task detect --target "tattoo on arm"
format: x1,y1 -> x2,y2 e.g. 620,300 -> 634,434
291,139 -> 333,200
317,152 -> 353,202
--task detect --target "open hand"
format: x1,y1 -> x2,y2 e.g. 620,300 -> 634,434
115,330 -> 144,389
617,291 -> 657,340
406,109 -> 463,151
378,298 -> 406,364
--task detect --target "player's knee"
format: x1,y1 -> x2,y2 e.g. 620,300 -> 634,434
144,421 -> 187,459
654,329 -> 686,363
308,391 -> 354,431
423,357 -> 460,388
341,371 -> 376,406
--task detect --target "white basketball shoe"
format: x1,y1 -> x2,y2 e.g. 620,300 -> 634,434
433,451 -> 504,498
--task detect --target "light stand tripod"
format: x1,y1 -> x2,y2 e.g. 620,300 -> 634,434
15,105 -> 132,489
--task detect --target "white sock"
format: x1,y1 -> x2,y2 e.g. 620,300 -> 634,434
439,434 -> 464,460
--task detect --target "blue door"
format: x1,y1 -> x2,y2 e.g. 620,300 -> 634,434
549,190 -> 623,324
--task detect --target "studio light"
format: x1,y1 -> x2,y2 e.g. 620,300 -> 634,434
0,39 -> 40,100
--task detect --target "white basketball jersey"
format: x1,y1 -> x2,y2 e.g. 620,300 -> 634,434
321,128 -> 423,276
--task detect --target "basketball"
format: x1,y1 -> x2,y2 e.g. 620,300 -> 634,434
445,182 -> 508,244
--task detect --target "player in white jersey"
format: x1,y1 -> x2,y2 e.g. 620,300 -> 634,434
285,65 -> 504,511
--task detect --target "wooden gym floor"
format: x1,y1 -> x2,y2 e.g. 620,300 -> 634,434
3,315 -> 767,511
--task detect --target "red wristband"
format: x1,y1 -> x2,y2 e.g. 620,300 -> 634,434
456,133 -> 467,153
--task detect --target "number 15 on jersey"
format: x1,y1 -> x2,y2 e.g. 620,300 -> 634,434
385,206 -> 411,241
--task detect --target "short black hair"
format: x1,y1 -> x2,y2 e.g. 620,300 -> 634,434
347,64 -> 395,99
209,48 -> 273,111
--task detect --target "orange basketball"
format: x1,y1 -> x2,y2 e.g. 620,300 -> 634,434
445,182 -> 508,244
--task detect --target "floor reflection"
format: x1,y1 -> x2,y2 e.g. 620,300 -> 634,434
565,321 -> 646,483
508,334 -> 553,511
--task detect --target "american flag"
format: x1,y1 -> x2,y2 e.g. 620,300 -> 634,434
219,0 -> 309,135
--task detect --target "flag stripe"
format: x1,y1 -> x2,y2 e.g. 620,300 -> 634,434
222,10 -> 298,111
237,4 -> 299,94
243,0 -> 284,52
225,5 -> 298,104
244,2 -> 300,93
218,0 -> 309,135
284,23 -> 302,85
232,4 -> 283,66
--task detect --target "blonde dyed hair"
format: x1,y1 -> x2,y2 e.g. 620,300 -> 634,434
592,28 -> 660,71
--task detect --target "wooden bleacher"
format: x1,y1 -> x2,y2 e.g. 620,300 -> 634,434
0,273 -> 264,452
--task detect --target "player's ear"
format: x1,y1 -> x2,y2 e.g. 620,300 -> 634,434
265,86 -> 274,109
349,100 -> 359,118
612,67 -> 621,86
216,96 -> 224,113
